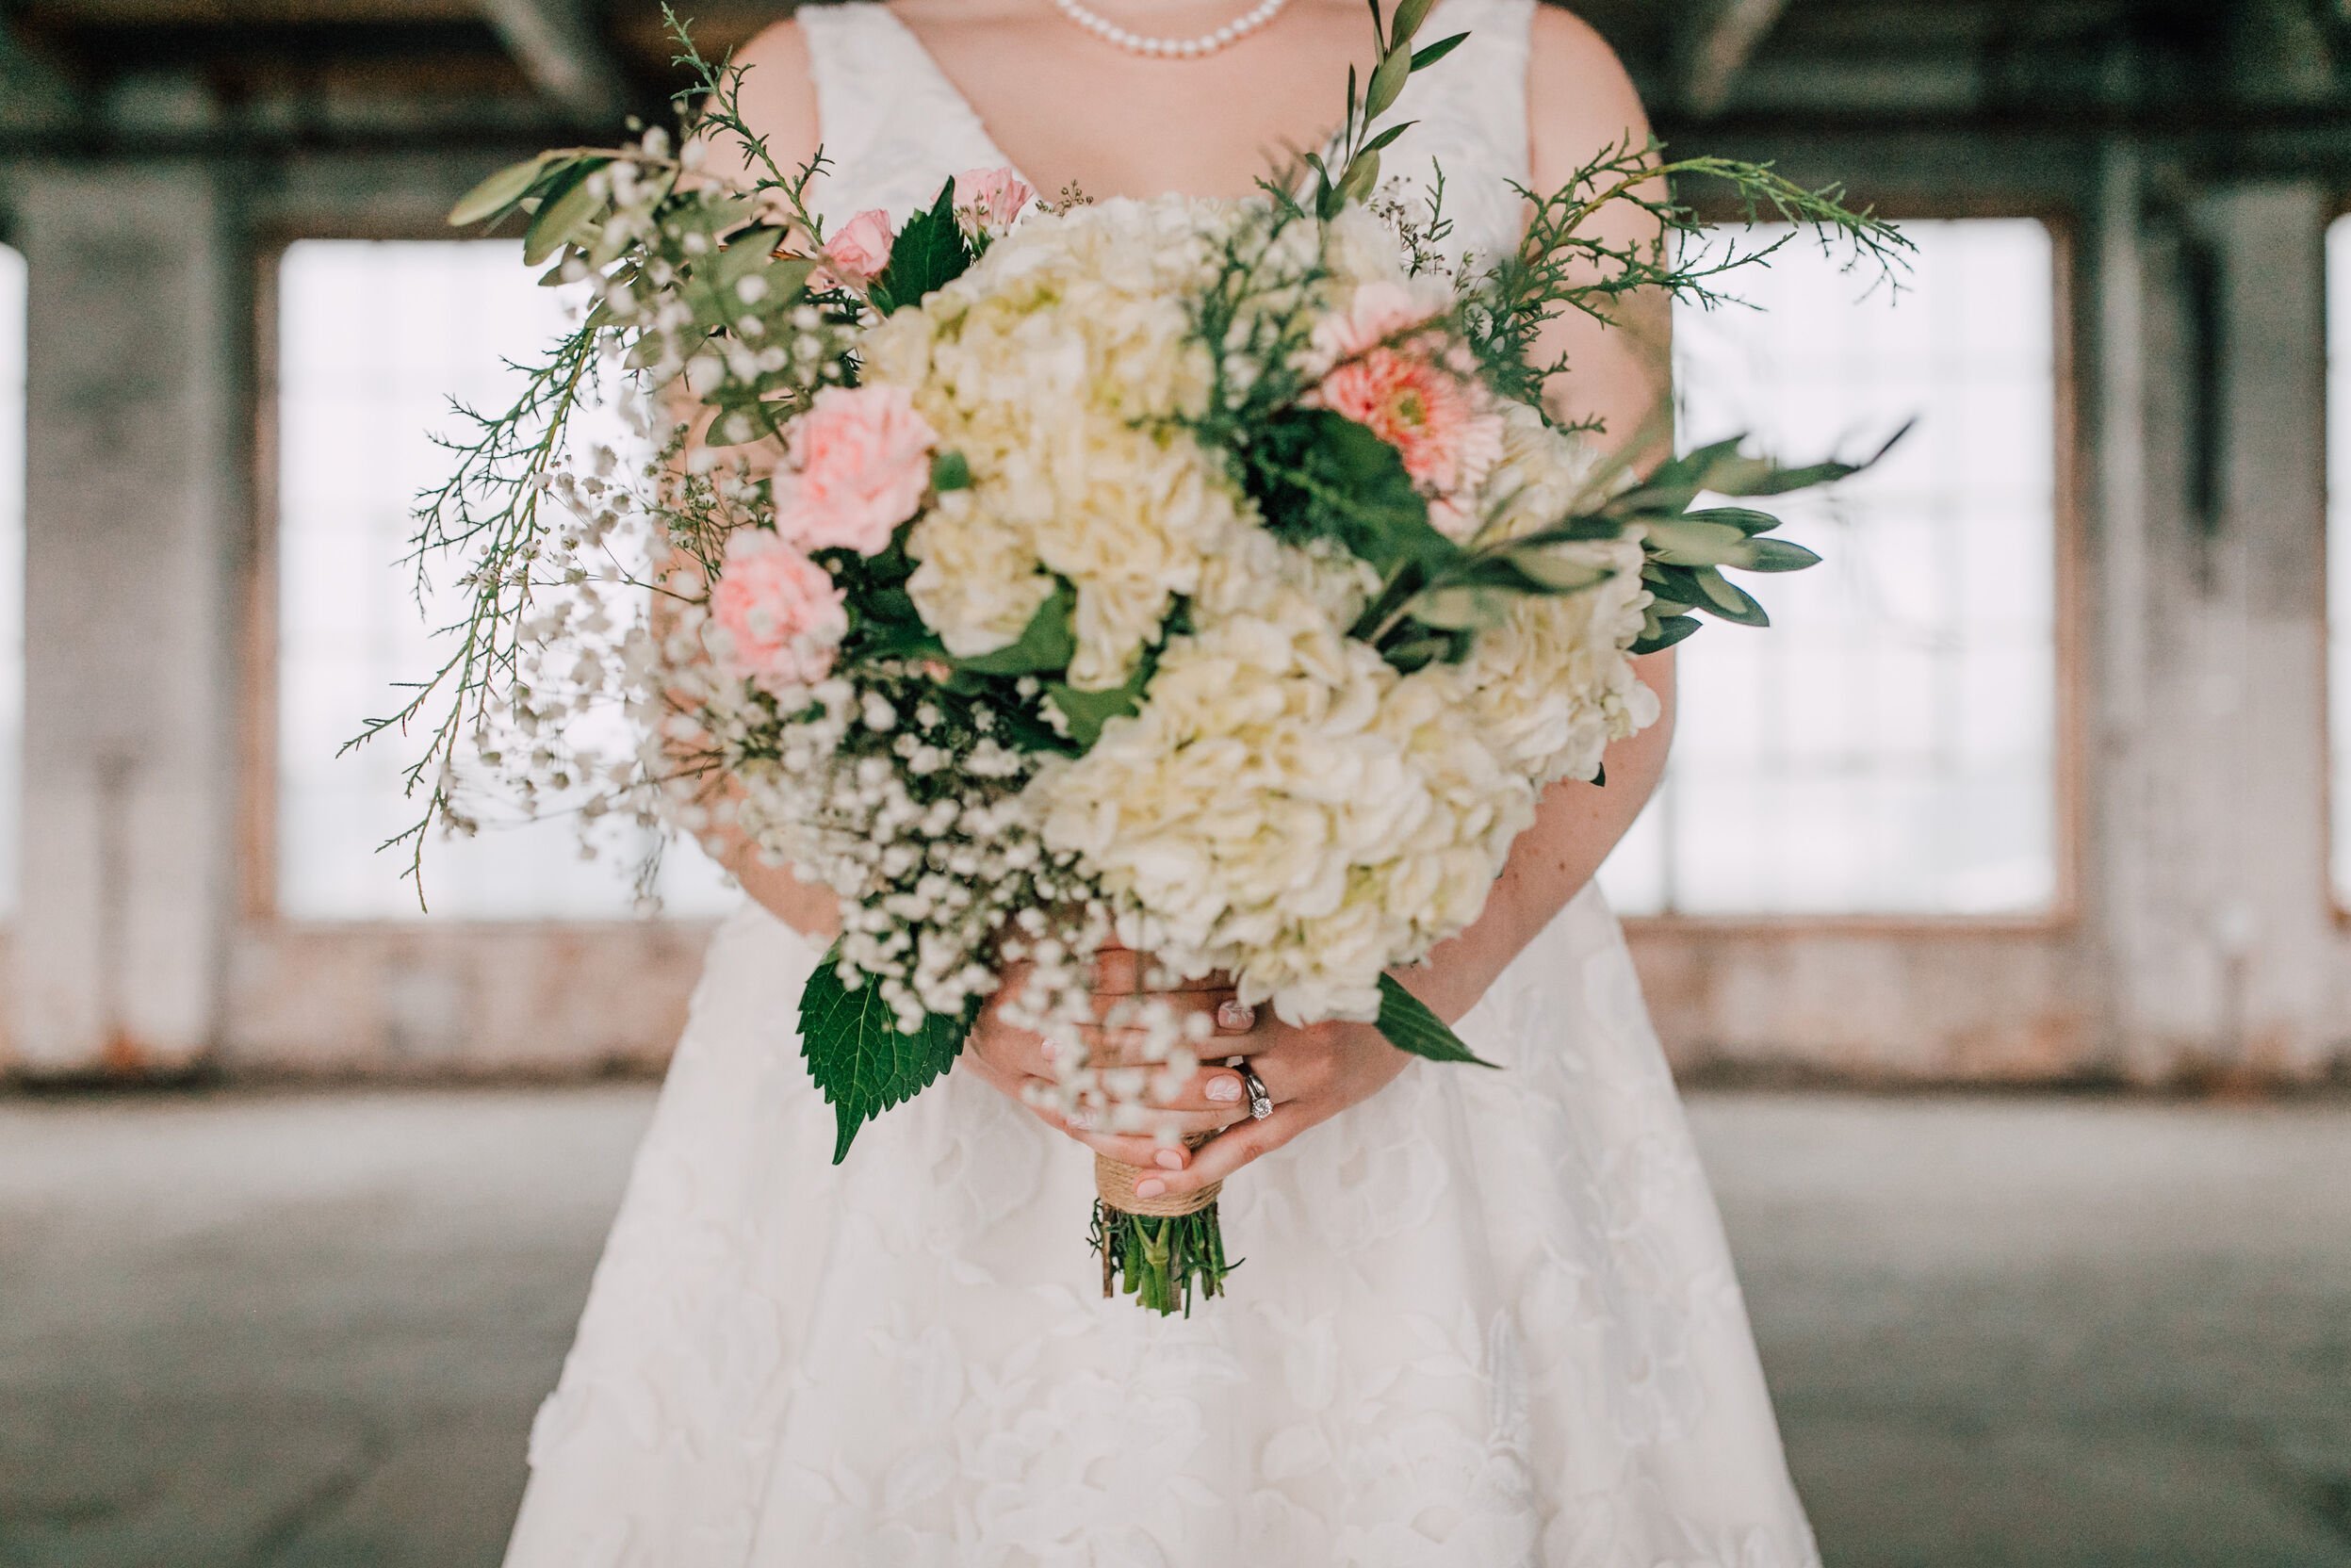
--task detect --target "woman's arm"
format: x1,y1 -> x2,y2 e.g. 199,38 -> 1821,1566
1405,3 -> 1677,1017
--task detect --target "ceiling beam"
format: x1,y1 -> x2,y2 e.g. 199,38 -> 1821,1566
0,21 -> 80,132
1682,0 -> 1795,121
478,0 -> 625,125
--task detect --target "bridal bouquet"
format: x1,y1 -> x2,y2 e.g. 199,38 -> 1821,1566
377,8 -> 1899,1313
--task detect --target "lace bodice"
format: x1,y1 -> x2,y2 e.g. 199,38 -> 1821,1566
795,0 -> 1534,270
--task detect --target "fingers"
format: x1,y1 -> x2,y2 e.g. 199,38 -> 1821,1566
1118,1103 -> 1310,1203
1086,947 -> 1233,998
1146,1061 -> 1254,1114
1027,1091 -> 1223,1170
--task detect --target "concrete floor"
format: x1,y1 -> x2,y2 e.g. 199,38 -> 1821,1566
0,1089 -> 2344,1568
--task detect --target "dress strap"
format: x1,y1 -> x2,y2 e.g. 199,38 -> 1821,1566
1380,0 -> 1535,270
794,2 -> 1019,230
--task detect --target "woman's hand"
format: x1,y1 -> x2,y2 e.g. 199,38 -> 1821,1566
958,954 -> 1416,1190
958,949 -> 1265,1174
1117,1015 -> 1412,1205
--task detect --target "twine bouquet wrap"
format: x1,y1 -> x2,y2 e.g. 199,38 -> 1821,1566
385,6 -> 1903,1313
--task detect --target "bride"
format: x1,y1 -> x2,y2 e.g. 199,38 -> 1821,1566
504,0 -> 1819,1562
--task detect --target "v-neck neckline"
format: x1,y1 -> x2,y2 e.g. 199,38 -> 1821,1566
856,1 -> 1458,206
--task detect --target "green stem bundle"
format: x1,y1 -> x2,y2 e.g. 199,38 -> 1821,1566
1091,1201 -> 1238,1318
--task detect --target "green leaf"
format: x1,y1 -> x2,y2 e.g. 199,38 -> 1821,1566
1377,973 -> 1496,1067
522,161 -> 610,265
449,154 -> 555,228
799,949 -> 971,1163
1410,30 -> 1468,71
714,226 -> 789,285
931,449 -> 971,492
1631,613 -> 1703,656
1498,545 -> 1612,593
1389,0 -> 1437,47
1259,409 -> 1458,580
1360,121 -> 1414,156
1642,517 -> 1754,565
1406,585 -> 1508,630
1691,567 -> 1770,625
1045,659 -> 1151,750
872,181 -> 971,316
1734,537 -> 1822,573
954,580 -> 1076,676
1336,148 -> 1383,205
1364,46 -> 1412,122
1680,506 -> 1785,536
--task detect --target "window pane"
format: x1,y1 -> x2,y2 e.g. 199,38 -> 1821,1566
0,243 -> 22,914
276,239 -> 731,920
1601,219 -> 2063,916
2331,217 -> 2351,906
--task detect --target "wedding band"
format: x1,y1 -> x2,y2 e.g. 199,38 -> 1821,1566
1237,1059 -> 1274,1120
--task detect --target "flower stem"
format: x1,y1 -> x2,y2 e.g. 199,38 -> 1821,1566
1089,1200 -> 1239,1316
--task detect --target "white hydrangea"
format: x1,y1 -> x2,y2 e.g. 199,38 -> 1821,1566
1035,560 -> 1535,1025
1444,404 -> 1662,785
865,196 -> 1261,691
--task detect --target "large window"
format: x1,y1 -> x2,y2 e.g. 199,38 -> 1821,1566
1601,219 -> 2063,917
275,239 -> 728,919
2331,217 -> 2351,905
0,243 -> 24,914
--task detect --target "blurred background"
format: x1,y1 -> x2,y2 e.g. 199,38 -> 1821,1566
2,0 -> 2348,1562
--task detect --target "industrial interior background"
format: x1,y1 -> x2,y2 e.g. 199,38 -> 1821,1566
1,0 -> 2348,1564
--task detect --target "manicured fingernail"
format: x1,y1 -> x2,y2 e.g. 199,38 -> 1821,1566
1155,1148 -> 1186,1170
1134,1178 -> 1167,1199
1216,1000 -> 1256,1031
1205,1074 -> 1243,1103
1039,1040 -> 1058,1061
1069,1109 -> 1094,1131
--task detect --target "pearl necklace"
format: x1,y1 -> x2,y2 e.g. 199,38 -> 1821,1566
1051,0 -> 1291,57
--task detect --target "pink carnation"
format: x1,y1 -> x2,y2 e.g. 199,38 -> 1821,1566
821,209 -> 895,285
709,531 -> 848,693
954,166 -> 1035,237
775,384 -> 939,556
1314,283 -> 1504,537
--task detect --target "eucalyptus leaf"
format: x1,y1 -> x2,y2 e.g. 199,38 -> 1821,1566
449,154 -> 555,228
1406,585 -> 1508,630
1500,546 -> 1612,593
522,162 -> 608,266
1389,0 -> 1437,47
1681,506 -> 1786,536
1734,537 -> 1822,573
1692,568 -> 1770,626
1410,30 -> 1468,71
1641,517 -> 1753,564
715,226 -> 789,284
1364,46 -> 1412,122
1337,149 -> 1383,206
1631,613 -> 1703,656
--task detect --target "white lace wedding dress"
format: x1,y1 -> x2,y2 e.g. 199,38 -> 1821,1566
505,4 -> 1820,1563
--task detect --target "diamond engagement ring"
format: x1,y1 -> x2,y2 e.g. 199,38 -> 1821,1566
1237,1059 -> 1274,1121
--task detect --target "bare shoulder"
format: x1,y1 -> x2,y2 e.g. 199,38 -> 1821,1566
714,16 -> 824,176
1524,5 -> 1651,188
